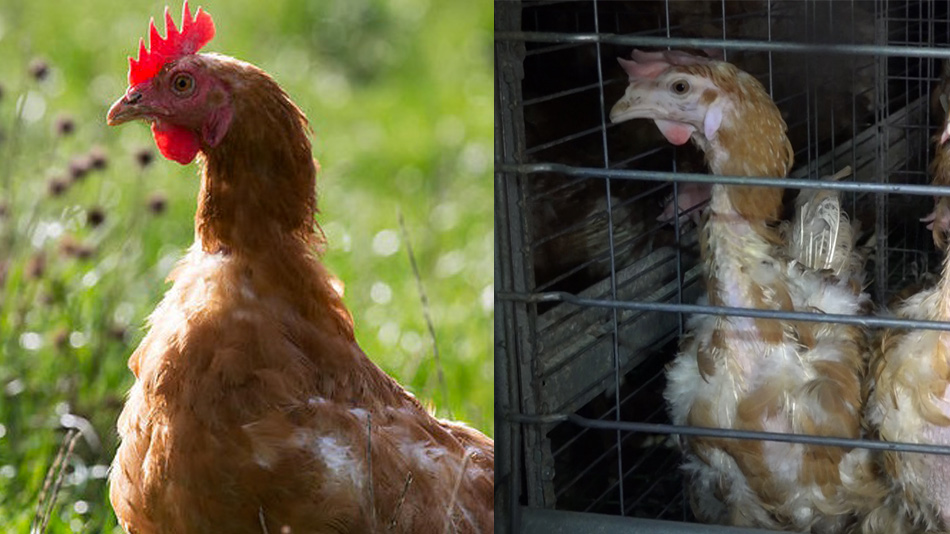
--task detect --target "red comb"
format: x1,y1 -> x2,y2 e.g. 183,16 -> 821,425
128,1 -> 215,86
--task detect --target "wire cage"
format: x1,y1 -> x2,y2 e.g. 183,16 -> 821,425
496,0 -> 950,532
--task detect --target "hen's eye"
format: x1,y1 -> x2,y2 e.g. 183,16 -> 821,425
172,73 -> 195,95
671,80 -> 690,95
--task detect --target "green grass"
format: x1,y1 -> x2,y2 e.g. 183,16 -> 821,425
0,0 -> 493,531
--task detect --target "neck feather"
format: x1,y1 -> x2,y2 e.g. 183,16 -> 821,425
195,66 -> 353,338
706,113 -> 792,229
691,70 -> 798,343
199,74 -> 318,253
699,122 -> 790,316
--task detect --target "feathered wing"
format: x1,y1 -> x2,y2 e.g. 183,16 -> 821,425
784,166 -> 867,286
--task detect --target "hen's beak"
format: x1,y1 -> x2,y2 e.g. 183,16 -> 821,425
609,92 -> 654,124
107,90 -> 154,126
941,119 -> 950,147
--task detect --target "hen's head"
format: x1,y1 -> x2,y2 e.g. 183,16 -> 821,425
610,50 -> 792,178
107,2 -> 232,165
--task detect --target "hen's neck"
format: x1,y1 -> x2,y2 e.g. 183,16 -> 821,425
701,186 -> 781,310
199,85 -> 318,255
196,75 -> 353,337
700,130 -> 788,310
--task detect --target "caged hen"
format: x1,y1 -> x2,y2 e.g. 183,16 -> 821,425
104,3 -> 493,533
609,50 -> 882,532
862,107 -> 950,534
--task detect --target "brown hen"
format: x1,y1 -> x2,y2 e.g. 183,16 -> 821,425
104,3 -> 493,533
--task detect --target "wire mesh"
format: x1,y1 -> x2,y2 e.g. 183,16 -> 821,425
496,0 -> 950,532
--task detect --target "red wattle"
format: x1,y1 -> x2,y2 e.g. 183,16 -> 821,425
151,122 -> 201,165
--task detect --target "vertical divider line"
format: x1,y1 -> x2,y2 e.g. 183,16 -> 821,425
661,9 -> 689,520
850,0 -> 858,220
875,0 -> 888,303
664,0 -> 686,341
768,1 -> 774,97
829,1 -> 836,172
805,0 -> 814,173
591,0 -> 625,514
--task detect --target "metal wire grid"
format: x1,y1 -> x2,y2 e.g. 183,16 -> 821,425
496,0 -> 950,532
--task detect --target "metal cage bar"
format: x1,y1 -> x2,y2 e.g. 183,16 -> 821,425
496,0 -> 950,531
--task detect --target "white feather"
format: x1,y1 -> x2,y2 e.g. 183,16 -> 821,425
785,166 -> 858,279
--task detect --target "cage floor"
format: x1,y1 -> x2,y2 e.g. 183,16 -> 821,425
547,337 -> 694,521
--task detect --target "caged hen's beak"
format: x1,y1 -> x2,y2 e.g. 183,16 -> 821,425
609,89 -> 656,124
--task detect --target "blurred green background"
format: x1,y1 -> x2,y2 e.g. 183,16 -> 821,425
0,0 -> 492,531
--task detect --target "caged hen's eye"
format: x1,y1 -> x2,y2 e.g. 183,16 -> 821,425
671,79 -> 690,95
172,73 -> 195,96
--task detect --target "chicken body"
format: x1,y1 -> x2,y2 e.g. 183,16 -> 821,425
610,50 -> 881,532
113,244 -> 492,533
862,121 -> 950,534
863,259 -> 950,534
106,5 -> 492,533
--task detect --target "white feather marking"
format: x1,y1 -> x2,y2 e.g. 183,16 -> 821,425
239,281 -> 257,300
398,439 -> 449,474
254,451 -> 273,469
349,407 -> 369,420
313,435 -> 364,489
